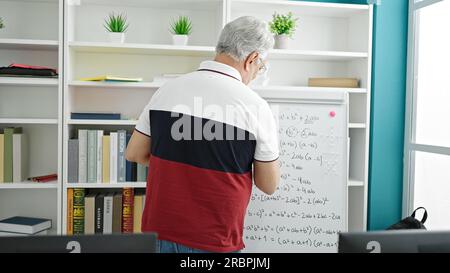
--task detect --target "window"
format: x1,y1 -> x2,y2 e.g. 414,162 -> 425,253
404,0 -> 450,229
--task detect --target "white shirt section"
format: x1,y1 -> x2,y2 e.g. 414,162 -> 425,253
135,60 -> 280,161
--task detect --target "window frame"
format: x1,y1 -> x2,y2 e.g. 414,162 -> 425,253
403,0 -> 446,217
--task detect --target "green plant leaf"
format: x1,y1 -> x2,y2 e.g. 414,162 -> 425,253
269,12 -> 298,37
170,16 -> 192,35
104,12 -> 128,33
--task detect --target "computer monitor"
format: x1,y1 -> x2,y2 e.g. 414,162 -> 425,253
338,230 -> 450,253
0,233 -> 158,253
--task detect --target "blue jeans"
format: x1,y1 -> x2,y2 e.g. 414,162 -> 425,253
157,239 -> 241,253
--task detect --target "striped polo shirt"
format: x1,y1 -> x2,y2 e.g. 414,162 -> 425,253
135,60 -> 279,252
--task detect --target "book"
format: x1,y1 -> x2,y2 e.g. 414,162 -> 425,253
96,130 -> 103,183
126,133 -> 132,182
112,193 -> 122,233
117,130 -> 127,182
0,216 -> 51,234
12,133 -> 27,182
79,76 -> 143,82
95,194 -> 104,234
68,139 -> 79,183
73,188 -> 85,235
87,130 -> 97,183
102,135 -> 110,183
133,194 -> 144,233
0,229 -> 48,237
0,134 -> 3,183
308,77 -> 360,88
122,188 -> 134,233
131,162 -> 137,182
84,193 -> 96,235
4,127 -> 22,183
103,193 -> 114,234
71,112 -> 121,120
110,132 -> 118,183
137,164 -> 148,182
28,174 -> 57,183
67,188 -> 74,235
78,130 -> 88,183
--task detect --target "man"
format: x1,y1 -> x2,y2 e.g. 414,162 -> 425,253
126,16 -> 280,253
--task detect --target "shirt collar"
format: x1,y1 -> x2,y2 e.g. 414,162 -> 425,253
198,61 -> 242,82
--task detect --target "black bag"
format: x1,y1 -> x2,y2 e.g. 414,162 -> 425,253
386,207 -> 428,230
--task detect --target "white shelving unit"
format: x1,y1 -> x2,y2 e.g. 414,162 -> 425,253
0,0 -> 63,235
0,0 -> 372,236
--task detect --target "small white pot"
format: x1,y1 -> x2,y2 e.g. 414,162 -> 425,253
172,35 -> 189,46
274,34 -> 289,49
109,32 -> 125,43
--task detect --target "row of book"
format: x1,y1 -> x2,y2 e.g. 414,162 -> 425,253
0,127 -> 27,183
68,129 -> 148,184
67,188 -> 145,234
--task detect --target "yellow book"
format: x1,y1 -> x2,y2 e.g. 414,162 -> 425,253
79,75 -> 143,82
102,135 -> 110,183
67,188 -> 74,235
133,194 -> 144,233
0,134 -> 4,183
308,77 -> 359,88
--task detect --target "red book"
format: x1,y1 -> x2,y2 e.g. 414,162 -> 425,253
122,188 -> 134,233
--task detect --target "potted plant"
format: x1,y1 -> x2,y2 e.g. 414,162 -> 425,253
0,17 -> 4,31
104,12 -> 129,43
170,16 -> 192,46
269,12 -> 298,49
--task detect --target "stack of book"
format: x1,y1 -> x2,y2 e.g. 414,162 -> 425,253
0,216 -> 52,236
0,63 -> 58,78
67,188 -> 145,235
0,127 -> 27,183
68,129 -> 148,184
308,77 -> 360,88
79,75 -> 143,82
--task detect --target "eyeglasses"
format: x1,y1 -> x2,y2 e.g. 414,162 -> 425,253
257,58 -> 268,75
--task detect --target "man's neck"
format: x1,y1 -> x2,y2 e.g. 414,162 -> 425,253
214,54 -> 244,77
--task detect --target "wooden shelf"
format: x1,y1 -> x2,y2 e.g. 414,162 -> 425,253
0,38 -> 58,50
69,41 -> 216,56
68,41 -> 367,61
0,77 -> 59,87
269,49 -> 368,61
0,182 -> 58,189
348,180 -> 364,187
252,85 -> 367,93
67,119 -> 137,125
66,182 -> 147,188
0,118 -> 58,124
230,0 -> 369,18
349,123 -> 367,129
69,80 -> 162,89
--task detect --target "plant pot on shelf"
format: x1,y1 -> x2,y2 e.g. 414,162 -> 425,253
109,32 -> 125,43
274,34 -> 289,49
172,35 -> 189,46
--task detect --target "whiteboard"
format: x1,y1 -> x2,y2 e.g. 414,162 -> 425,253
244,91 -> 348,253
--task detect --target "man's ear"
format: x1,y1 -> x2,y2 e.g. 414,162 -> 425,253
244,51 -> 259,71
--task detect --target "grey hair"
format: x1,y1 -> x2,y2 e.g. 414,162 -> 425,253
216,16 -> 274,61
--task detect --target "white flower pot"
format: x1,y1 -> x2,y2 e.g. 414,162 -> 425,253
274,34 -> 289,49
109,32 -> 125,43
172,35 -> 189,46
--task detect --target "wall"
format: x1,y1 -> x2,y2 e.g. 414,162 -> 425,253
298,0 -> 409,230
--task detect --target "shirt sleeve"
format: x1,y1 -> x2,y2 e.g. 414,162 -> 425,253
254,101 -> 279,162
135,102 -> 151,137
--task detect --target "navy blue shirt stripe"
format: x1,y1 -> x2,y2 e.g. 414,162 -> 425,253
150,110 -> 256,174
